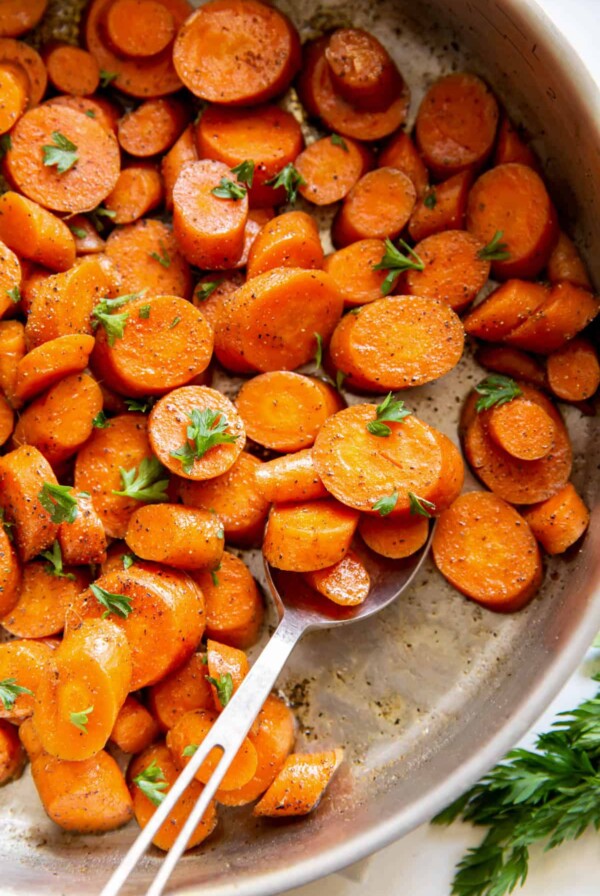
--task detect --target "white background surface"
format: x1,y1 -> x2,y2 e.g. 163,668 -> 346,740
288,1 -> 600,894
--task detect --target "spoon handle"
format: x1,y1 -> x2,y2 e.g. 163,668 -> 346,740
101,614 -> 307,896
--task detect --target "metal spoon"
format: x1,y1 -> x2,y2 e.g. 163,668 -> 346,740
101,533 -> 431,896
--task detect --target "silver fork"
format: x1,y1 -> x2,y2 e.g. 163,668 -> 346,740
101,534 -> 431,896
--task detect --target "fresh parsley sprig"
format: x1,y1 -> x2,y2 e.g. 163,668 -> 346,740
89,205 -> 116,233
38,483 -> 79,524
70,705 -> 94,733
133,760 -> 168,807
99,69 -> 118,88
171,408 -> 238,475
0,678 -> 33,711
373,238 -> 425,295
475,375 -> 523,412
206,672 -> 234,707
148,241 -> 170,268
42,132 -> 78,174
40,541 -> 75,580
266,163 -> 306,204
124,397 -> 156,414
408,492 -> 435,518
92,410 -> 110,429
331,133 -> 348,152
6,287 -> 20,304
196,280 -> 222,302
231,159 -> 255,187
423,189 -> 437,210
89,582 -> 133,619
212,177 -> 247,200
366,393 -> 412,437
478,230 -> 511,262
373,491 -> 398,516
112,457 -> 169,503
91,290 -> 145,346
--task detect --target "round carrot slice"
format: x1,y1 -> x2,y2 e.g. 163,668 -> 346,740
298,37 -> 409,141
58,492 -> 107,567
1,561 -> 88,639
0,640 -> 53,722
43,44 -> 100,97
246,211 -> 324,279
162,123 -> 198,211
304,549 -> 370,606
0,192 -> 75,273
379,131 -> 428,198
118,97 -> 189,158
192,551 -> 264,648
263,499 -> 359,572
254,450 -> 327,504
415,73 -> 499,179
178,451 -> 270,546
487,397 -> 556,461
148,653 -> 215,731
0,395 -> 14,447
332,167 -> 416,247
325,28 -> 403,111
5,106 -> 121,215
14,334 -> 95,404
104,162 -> 164,225
546,231 -> 591,290
92,295 -> 213,397
173,0 -> 300,106
105,0 -> 177,57
432,491 -> 542,612
253,748 -> 343,817
84,0 -> 189,98
493,115 -> 539,169
546,338 -> 600,402
149,385 -> 245,481
323,239 -> 388,307
329,296 -> 464,391
0,64 -> 27,134
0,38 -> 47,106
359,513 -> 429,559
173,159 -> 249,270
0,1 -> 47,38
463,279 -> 549,343
196,104 -> 303,208
314,405 -> 444,516
0,445 -> 58,562
475,345 -> 547,390
0,239 -> 22,320
104,219 -> 192,300
408,171 -> 471,244
125,504 -> 224,570
295,135 -> 372,206
236,372 -> 342,452
45,94 -> 120,135
466,163 -> 558,279
521,483 -> 590,556
212,288 -> 258,376
504,281 -> 599,354
0,523 -> 19,617
110,695 -> 159,755
405,230 -> 490,312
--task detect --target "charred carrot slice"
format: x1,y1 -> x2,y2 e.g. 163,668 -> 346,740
58,491 -> 107,566
254,449 -> 328,504
415,73 -> 499,179
0,446 -> 59,562
332,167 -> 416,247
149,385 -> 245,481
0,192 -> 76,272
253,748 -> 344,816
263,499 -> 359,572
486,396 -> 556,461
118,97 -> 189,158
378,131 -> 428,197
43,43 -> 100,96
295,135 -> 372,206
408,171 -> 471,243
192,551 -> 264,649
521,483 -> 590,555
110,696 -> 160,755
105,219 -> 193,300
125,504 -> 224,570
0,639 -> 53,722
359,513 -> 429,559
148,653 -> 215,732
0,1 -> 47,38
546,231 -> 591,289
178,451 -> 270,546
546,338 -> 600,402
325,28 -> 402,111
323,239 -> 388,307
173,0 -> 300,105
304,549 -> 370,606
466,163 -> 558,279
104,162 -> 164,225
1,560 -> 88,639
14,334 -> 95,404
405,230 -> 489,312
246,211 -> 324,278
504,282 -> 599,354
128,741 -> 216,850
432,491 -> 542,612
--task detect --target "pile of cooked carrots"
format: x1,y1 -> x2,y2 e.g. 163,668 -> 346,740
0,0 -> 597,852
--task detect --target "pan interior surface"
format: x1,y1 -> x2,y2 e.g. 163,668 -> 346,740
3,1 -> 599,894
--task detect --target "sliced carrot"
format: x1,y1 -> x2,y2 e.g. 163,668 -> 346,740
125,504 -> 224,570
295,134 -> 372,206
0,522 -> 19,617
162,124 -> 198,211
84,0 -> 188,98
464,384 -> 572,504
33,618 -> 132,761
92,294 -> 213,397
475,345 -> 547,389
0,239 -> 22,321
192,551 -> 264,649
212,287 -> 258,375
45,93 -> 120,136
466,163 -> 558,279
206,638 -> 249,709
104,162 -> 164,225
105,219 -> 193,300
18,717 -> 43,759
173,0 -> 300,105
405,230 -> 490,312
521,483 -> 590,555
110,695 -> 160,755
408,171 -> 471,243
504,281 -> 599,354
379,131 -> 428,197
118,97 -> 189,158
216,694 -> 295,806
14,334 -> 95,404
263,498 -> 359,572
416,73 -> 499,179
236,371 -> 342,452
0,192 -> 75,272
0,446 -> 58,562
325,28 -> 402,111
332,167 -> 416,247
433,491 -> 542,612
178,451 -> 269,546
0,38 -> 47,106
43,43 -> 100,96
1,560 -> 88,639
196,104 -> 303,207
546,231 -> 591,289
27,255 -> 118,347
232,207 -> 275,270
0,395 -> 14,447
104,0 -> 178,58
298,37 -> 408,141
254,449 -> 327,504
330,296 -> 464,391
323,239 -> 388,307
0,720 -> 25,785
229,268 -> 343,373
0,1 -> 47,38
359,513 -> 429,559
66,215 -> 106,255
128,741 -> 216,850
304,549 -> 370,607
493,116 -> 538,168
68,563 -> 205,689
0,63 -> 27,134
246,211 -> 324,279
546,338 -> 600,402
463,279 -> 549,342
31,748 -> 133,832
430,430 -> 465,513
253,748 -> 344,816
149,385 -> 245,481
0,639 -> 53,722
58,491 -> 107,566
148,653 -> 215,732
18,265 -> 49,319
13,373 -> 103,468
487,397 -> 556,461
313,405 -> 444,515
73,413 -> 154,539
5,105 -> 121,215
